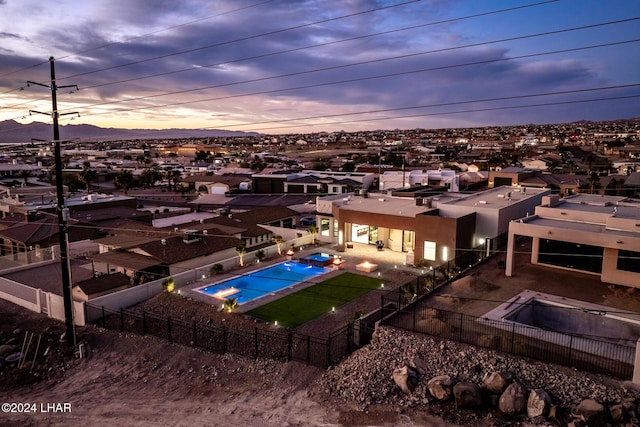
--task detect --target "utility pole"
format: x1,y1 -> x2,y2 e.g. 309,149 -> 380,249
28,57 -> 78,348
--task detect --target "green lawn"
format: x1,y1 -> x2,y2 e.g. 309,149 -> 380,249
246,272 -> 382,328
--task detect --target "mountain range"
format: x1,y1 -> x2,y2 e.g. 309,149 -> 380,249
0,120 -> 259,144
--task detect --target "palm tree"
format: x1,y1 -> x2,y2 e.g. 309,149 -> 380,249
114,170 -> 134,195
272,235 -> 284,255
307,225 -> 318,244
78,166 -> 96,193
236,243 -> 247,267
170,169 -> 182,192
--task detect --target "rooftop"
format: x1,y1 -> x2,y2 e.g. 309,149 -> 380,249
334,194 -> 431,218
438,186 -> 550,209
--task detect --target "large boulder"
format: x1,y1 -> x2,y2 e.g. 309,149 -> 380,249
427,375 -> 454,401
527,388 -> 552,419
392,365 -> 420,395
409,355 -> 428,376
453,382 -> 483,410
498,381 -> 527,415
572,399 -> 605,425
483,371 -> 513,394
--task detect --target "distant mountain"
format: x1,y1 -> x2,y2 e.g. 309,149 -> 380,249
0,120 -> 260,144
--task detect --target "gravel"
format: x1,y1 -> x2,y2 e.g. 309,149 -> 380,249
312,326 -> 640,424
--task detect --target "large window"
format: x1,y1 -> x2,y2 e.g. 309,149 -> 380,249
320,218 -> 330,236
403,231 -> 414,252
351,224 -> 369,243
423,241 -> 436,261
539,239 -> 603,273
618,250 -> 640,273
333,219 -> 338,238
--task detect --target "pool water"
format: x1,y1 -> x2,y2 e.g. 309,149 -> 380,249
306,253 -> 332,262
197,261 -> 328,305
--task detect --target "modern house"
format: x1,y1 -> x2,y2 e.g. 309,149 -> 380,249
315,186 -> 549,266
252,170 -> 374,195
506,194 -> 640,288
379,168 -> 460,192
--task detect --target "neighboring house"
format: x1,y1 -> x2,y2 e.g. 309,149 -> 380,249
89,205 -> 297,280
521,159 -> 549,170
380,169 -> 460,192
181,174 -> 252,194
252,170 -> 374,194
506,194 -> 640,288
0,211 -> 98,262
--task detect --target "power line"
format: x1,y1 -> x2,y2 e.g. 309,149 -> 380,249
245,93 -> 640,132
55,0 -> 421,83
61,18 -> 638,117
0,0 -> 277,81
75,1 -> 561,93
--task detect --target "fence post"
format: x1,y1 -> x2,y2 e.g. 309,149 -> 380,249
458,312 -> 463,342
120,307 -> 124,332
101,306 -> 106,327
412,302 -> 417,332
192,321 -> 197,348
142,310 -> 146,335
254,327 -> 259,360
347,323 -> 352,353
510,322 -> 516,354
306,335 -> 311,365
568,334 -> 574,366
398,287 -> 402,309
167,316 -> 172,343
287,330 -> 292,362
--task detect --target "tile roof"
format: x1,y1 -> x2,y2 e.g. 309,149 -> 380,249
136,234 -> 242,264
90,250 -> 164,271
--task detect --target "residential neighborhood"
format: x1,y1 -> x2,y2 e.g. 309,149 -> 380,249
1,118 -> 640,426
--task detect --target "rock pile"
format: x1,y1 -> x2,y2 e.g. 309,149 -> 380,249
316,326 -> 640,426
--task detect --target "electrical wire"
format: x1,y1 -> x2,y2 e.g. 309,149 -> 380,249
55,0 -> 421,83
0,0 -> 277,81
73,1 -> 561,92
56,18 -> 639,117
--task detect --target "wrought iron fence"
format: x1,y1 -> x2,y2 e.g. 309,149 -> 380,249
86,303 -> 363,368
383,303 -> 634,380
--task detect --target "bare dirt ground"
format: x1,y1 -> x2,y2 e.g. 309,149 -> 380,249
0,300 -> 461,427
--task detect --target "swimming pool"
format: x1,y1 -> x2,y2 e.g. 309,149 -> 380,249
196,261 -> 329,305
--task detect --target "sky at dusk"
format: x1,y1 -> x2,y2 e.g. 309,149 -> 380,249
0,0 -> 638,135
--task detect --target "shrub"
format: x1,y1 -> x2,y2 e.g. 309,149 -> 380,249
223,297 -> 238,313
162,277 -> 175,292
210,263 -> 223,275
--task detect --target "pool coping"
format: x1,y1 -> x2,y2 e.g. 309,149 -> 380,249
185,260 -> 343,313
482,289 -> 640,325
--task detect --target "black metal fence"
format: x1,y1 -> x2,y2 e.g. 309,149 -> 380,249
376,234 -> 634,380
383,303 -> 635,380
85,303 -> 366,368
